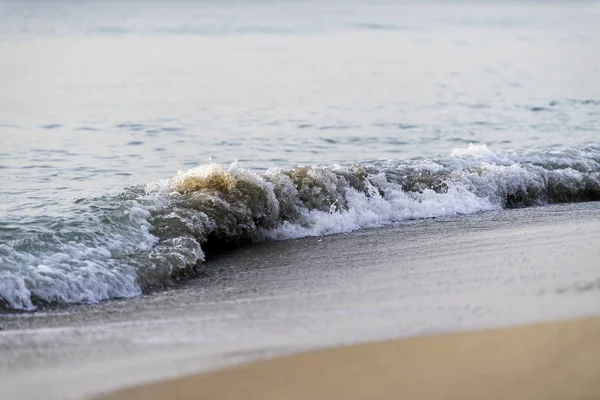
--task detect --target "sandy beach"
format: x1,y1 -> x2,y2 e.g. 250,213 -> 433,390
98,316 -> 600,400
1,203 -> 600,400
2,1 -> 600,399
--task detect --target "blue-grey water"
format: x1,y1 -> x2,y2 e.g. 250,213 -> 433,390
1,0 -> 599,310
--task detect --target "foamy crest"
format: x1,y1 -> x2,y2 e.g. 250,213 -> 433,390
264,178 -> 496,240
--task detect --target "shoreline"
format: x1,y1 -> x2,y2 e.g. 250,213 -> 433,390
1,203 -> 599,400
97,316 -> 600,400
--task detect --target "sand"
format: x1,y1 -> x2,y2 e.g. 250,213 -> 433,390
2,203 -> 600,400
97,316 -> 600,400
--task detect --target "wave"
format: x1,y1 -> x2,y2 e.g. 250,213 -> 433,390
1,143 -> 599,311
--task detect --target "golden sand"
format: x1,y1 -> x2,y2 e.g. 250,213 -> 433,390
97,316 -> 600,400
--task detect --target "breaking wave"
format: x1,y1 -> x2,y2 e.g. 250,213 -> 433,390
1,143 -> 599,310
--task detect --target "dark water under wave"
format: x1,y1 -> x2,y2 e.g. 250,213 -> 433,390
1,1 -> 600,310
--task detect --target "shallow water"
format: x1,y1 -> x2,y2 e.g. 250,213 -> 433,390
1,0 -> 599,310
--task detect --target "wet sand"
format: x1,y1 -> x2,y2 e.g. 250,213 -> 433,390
98,316 -> 600,400
1,203 -> 600,400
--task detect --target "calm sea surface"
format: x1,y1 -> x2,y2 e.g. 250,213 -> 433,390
1,0 -> 599,310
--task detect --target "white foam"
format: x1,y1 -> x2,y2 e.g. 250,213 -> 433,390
264,180 -> 497,240
451,143 -> 600,172
0,273 -> 33,310
264,144 -> 599,240
0,196 -> 159,310
451,143 -> 501,161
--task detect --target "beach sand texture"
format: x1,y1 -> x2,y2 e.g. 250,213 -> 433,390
2,203 -> 599,400
98,316 -> 600,400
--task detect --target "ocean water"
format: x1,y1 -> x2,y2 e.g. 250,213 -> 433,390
1,0 -> 599,311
